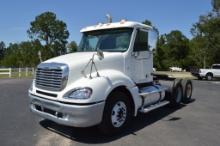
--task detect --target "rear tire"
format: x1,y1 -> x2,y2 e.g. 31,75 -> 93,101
206,73 -> 213,81
168,83 -> 183,107
182,80 -> 193,103
98,91 -> 132,135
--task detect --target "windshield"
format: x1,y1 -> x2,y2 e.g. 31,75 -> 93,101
78,28 -> 133,52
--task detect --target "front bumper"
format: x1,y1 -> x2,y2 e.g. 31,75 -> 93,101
191,73 -> 200,77
29,94 -> 105,127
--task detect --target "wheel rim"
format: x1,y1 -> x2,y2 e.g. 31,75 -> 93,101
186,84 -> 192,98
176,87 -> 182,103
207,75 -> 212,80
111,101 -> 127,128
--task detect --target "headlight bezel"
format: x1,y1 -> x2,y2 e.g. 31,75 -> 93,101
63,87 -> 93,100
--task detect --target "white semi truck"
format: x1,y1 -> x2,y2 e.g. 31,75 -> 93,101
29,20 -> 193,134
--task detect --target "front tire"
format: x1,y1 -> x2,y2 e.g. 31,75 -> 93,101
98,91 -> 132,135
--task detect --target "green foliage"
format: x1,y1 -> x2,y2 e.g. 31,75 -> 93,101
191,7 -> 220,68
0,41 -> 6,60
154,31 -> 190,70
154,0 -> 220,70
142,19 -> 191,70
165,31 -> 190,60
142,19 -> 159,34
154,36 -> 166,69
142,20 -> 152,26
189,37 -> 209,68
212,0 -> 220,15
67,41 -> 78,53
27,11 -> 69,59
0,11 -> 78,68
1,41 -> 42,67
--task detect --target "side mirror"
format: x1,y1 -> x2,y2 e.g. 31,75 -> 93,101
148,29 -> 158,52
97,49 -> 104,60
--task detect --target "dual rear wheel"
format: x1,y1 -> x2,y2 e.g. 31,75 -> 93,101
168,79 -> 193,107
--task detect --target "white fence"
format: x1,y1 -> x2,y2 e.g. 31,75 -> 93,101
0,68 -> 12,77
0,68 -> 35,78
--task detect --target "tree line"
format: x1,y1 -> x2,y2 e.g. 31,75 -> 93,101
145,0 -> 220,70
0,0 -> 220,70
0,12 -> 77,67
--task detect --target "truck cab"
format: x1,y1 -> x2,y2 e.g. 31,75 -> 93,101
29,20 -> 193,134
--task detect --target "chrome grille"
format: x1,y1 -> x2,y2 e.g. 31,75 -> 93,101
35,63 -> 69,91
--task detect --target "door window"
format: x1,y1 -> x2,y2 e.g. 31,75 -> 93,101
133,30 -> 148,51
212,65 -> 220,69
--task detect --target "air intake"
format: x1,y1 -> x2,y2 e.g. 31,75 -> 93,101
35,63 -> 69,91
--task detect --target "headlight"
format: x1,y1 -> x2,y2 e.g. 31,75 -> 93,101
64,87 -> 92,99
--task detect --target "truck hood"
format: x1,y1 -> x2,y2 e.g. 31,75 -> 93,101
200,68 -> 210,72
44,52 -> 125,84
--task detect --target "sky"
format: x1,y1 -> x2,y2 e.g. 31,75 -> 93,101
0,0 -> 212,46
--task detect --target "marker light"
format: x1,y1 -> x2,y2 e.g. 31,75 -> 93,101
120,19 -> 127,24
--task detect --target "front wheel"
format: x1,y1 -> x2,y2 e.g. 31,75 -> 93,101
98,91 -> 132,135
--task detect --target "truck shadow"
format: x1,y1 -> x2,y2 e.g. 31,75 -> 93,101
39,101 -> 194,144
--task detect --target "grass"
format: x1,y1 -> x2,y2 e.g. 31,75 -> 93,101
0,71 -> 34,79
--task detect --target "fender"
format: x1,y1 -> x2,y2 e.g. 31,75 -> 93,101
99,69 -> 142,116
60,69 -> 142,116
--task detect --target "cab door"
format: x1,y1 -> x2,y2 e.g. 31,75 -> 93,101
130,29 -> 153,84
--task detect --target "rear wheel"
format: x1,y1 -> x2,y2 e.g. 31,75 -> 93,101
169,83 -> 183,107
98,91 -> 132,135
182,80 -> 193,103
206,73 -> 213,81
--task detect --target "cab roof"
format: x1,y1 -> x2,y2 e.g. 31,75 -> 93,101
80,21 -> 152,32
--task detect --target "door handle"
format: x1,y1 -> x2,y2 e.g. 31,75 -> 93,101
131,52 -> 139,57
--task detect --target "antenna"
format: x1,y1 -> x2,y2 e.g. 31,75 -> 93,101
106,14 -> 112,23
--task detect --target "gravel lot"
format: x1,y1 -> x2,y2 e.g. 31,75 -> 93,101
0,79 -> 220,146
